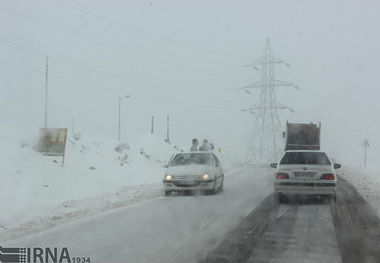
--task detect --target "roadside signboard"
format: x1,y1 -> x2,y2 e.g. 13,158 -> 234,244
37,128 -> 68,166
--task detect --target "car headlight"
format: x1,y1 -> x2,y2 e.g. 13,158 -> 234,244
165,174 -> 172,180
202,174 -> 209,180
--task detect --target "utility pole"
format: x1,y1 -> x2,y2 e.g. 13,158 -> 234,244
45,57 -> 48,128
363,139 -> 370,167
151,116 -> 154,134
166,115 -> 170,143
118,97 -> 121,141
72,117 -> 75,135
118,95 -> 131,141
242,38 -> 299,163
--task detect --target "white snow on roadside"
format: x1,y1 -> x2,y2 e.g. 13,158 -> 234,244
0,125 -> 179,239
0,125 -> 241,241
340,166 -> 380,217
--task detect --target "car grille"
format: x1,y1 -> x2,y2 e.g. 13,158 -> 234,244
173,175 -> 201,180
173,181 -> 201,187
171,175 -> 203,187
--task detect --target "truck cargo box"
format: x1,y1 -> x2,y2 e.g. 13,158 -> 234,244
284,122 -> 321,151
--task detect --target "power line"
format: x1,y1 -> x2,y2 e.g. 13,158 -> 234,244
50,0 -> 251,60
0,39 -> 245,109
2,59 -> 244,112
0,38 -> 173,90
49,1 -> 227,66
0,39 -> 172,86
1,8 -> 238,81
244,38 -> 298,163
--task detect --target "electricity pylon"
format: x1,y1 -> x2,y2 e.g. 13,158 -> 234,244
242,38 -> 298,163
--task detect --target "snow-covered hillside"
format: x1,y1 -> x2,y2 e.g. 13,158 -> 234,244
0,125 -> 240,241
0,125 -> 182,238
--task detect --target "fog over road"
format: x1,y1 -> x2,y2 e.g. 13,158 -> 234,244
5,166 -> 380,263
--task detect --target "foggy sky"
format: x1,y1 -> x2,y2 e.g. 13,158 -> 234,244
1,0 -> 379,165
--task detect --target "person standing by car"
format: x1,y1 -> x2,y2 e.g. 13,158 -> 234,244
209,142 -> 215,151
199,139 -> 210,151
190,138 -> 198,151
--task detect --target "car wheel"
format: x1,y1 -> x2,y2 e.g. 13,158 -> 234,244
206,181 -> 217,195
329,194 -> 337,203
277,193 -> 287,204
164,191 -> 171,196
219,175 -> 224,192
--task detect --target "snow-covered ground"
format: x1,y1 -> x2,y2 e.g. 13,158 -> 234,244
341,166 -> 380,217
0,125 -> 239,240
1,125 -> 176,236
4,164 -> 274,263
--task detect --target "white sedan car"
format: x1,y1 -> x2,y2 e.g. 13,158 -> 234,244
271,150 -> 341,202
163,151 -> 224,195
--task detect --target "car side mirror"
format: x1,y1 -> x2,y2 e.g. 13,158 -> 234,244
334,163 -> 341,169
270,163 -> 277,169
164,164 -> 168,168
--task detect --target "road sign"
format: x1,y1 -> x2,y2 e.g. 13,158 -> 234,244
363,139 -> 370,147
36,128 -> 68,166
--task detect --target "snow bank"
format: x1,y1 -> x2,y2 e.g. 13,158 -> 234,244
0,125 -> 243,241
341,166 -> 380,217
0,126 -> 180,239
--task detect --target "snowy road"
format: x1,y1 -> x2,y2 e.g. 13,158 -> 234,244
5,166 -> 380,263
4,165 -> 273,263
204,177 -> 380,263
203,195 -> 341,263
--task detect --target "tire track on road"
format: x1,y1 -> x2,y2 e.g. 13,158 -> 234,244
202,176 -> 380,263
200,194 -> 280,263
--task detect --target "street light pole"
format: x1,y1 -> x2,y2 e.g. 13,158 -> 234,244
166,115 -> 170,143
118,95 -> 131,141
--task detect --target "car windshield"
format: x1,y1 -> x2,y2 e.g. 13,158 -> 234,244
170,153 -> 211,166
280,152 -> 331,165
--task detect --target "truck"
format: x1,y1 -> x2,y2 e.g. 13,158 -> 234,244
284,121 -> 321,151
